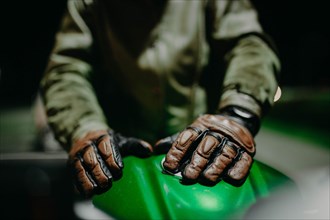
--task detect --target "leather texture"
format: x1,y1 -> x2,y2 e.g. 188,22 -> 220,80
68,130 -> 153,197
161,114 -> 255,186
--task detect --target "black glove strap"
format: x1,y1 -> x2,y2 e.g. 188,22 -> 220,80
218,106 -> 260,136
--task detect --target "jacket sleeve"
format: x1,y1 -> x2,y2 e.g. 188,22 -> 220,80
40,0 -> 109,151
209,0 -> 281,118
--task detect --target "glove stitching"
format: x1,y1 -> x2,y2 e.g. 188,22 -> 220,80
76,150 -> 98,195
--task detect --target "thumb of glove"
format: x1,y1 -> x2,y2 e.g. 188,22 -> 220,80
111,131 -> 153,158
154,133 -> 179,154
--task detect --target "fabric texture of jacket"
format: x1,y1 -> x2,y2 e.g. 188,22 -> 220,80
41,0 -> 280,150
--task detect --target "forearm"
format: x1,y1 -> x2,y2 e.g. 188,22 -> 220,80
40,0 -> 109,151
219,34 -> 280,119
40,57 -> 109,151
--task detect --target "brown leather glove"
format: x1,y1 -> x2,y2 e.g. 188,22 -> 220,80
68,129 -> 152,197
160,114 -> 256,186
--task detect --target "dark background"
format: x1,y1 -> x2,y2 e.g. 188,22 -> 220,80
0,0 -> 329,107
0,1 -> 329,219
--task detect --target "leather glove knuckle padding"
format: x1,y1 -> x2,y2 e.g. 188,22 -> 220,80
163,114 -> 255,186
68,130 -> 152,197
68,131 -> 123,197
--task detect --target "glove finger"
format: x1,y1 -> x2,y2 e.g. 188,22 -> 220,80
78,144 -> 113,194
163,126 -> 206,174
182,132 -> 222,181
225,151 -> 253,186
202,141 -> 237,183
69,157 -> 97,198
97,135 -> 123,179
153,133 -> 179,154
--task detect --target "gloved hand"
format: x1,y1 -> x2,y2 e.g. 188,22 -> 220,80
68,129 -> 153,197
157,112 -> 256,186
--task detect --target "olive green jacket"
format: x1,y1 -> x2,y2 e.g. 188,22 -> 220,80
41,0 -> 280,150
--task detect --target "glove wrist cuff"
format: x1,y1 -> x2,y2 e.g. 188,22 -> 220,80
71,121 -> 109,150
218,106 -> 260,136
218,90 -> 262,118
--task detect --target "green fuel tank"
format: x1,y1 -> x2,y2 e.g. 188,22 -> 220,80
93,155 -> 293,219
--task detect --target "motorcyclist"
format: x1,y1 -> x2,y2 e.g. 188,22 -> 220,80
40,0 -> 280,197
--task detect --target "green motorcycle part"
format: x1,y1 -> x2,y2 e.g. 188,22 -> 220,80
93,155 -> 292,220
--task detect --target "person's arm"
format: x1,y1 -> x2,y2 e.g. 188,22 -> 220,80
159,0 -> 280,186
40,0 -> 108,150
210,0 -> 280,120
40,0 -> 152,197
